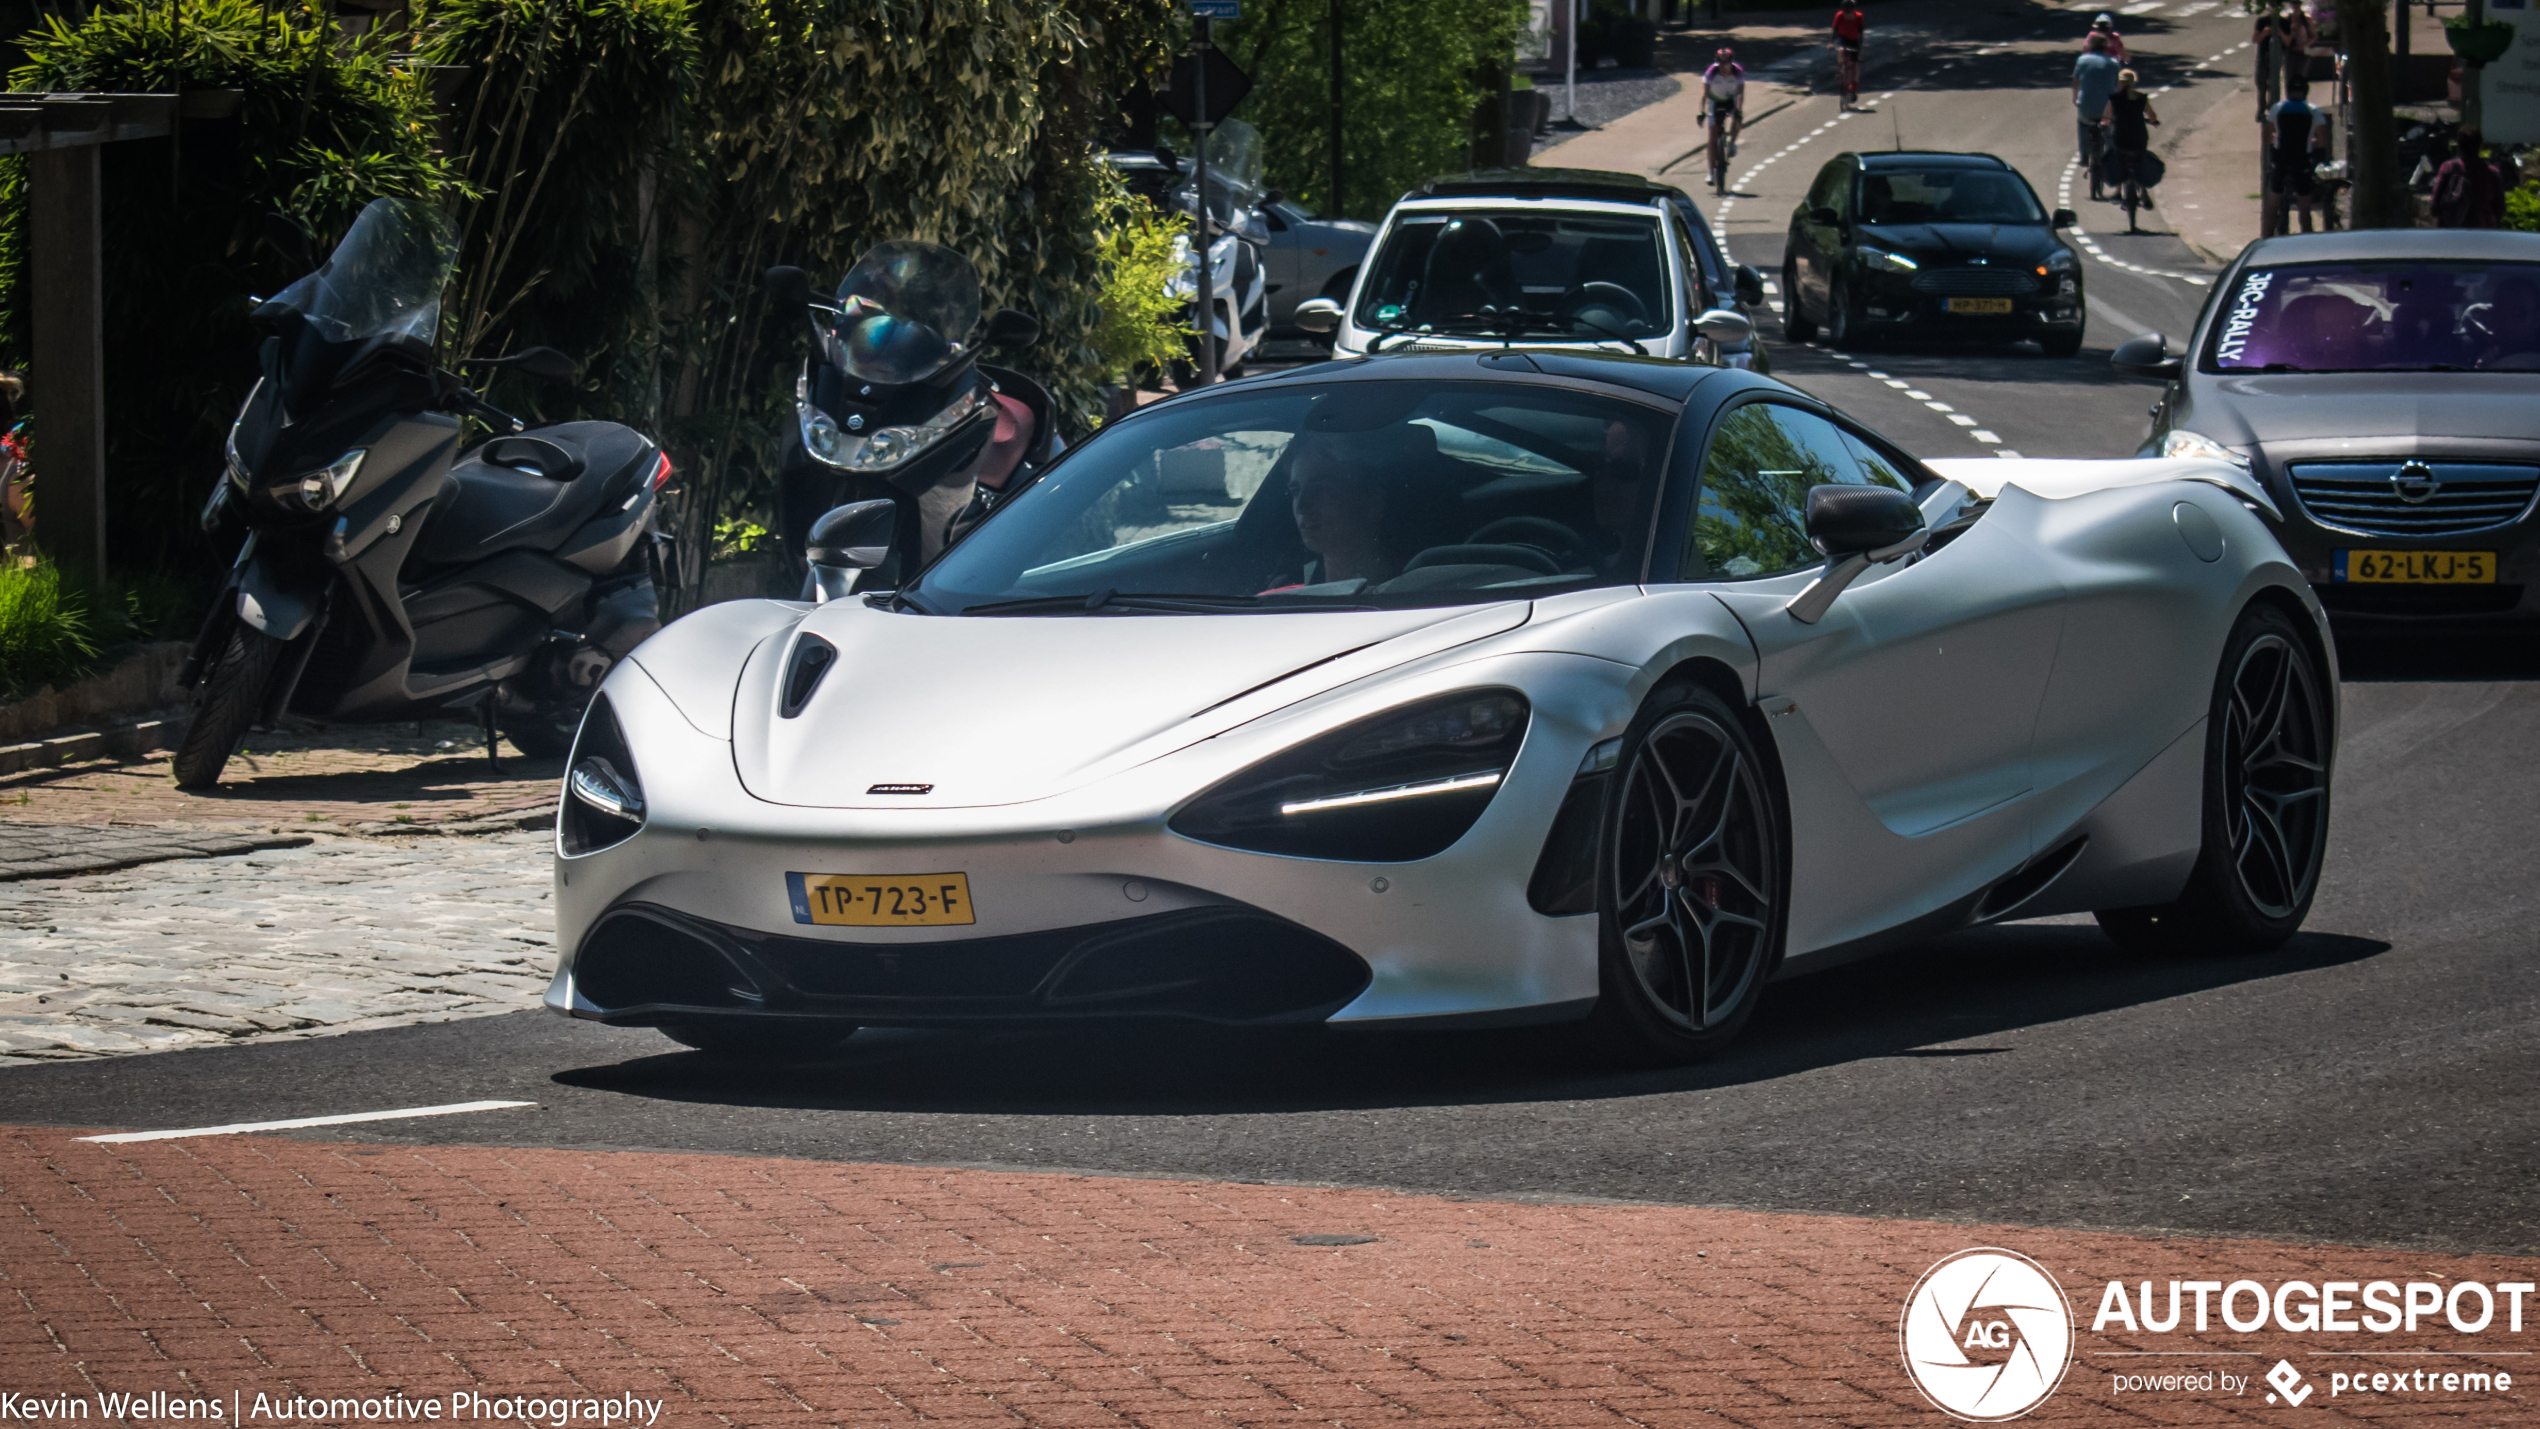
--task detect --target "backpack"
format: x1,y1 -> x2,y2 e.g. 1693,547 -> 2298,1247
2433,162 -> 2475,228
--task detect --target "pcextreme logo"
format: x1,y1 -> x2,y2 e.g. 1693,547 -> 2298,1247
1900,1248 -> 2077,1421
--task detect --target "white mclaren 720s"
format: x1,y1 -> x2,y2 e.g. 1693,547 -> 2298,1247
548,351 -> 2337,1065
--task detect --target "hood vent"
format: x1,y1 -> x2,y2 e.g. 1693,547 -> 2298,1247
780,634 -> 837,719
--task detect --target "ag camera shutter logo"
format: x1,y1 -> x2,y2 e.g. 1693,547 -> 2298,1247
1901,1248 -> 2076,1421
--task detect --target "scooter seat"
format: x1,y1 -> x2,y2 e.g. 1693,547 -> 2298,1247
413,421 -> 656,568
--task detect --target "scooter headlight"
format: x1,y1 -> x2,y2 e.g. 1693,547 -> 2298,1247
268,449 -> 365,512
1164,233 -> 1199,301
797,385 -> 984,473
1170,689 -> 1530,862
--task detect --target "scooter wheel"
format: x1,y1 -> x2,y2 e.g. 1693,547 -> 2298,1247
170,626 -> 289,790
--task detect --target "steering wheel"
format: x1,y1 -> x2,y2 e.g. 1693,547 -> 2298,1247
1467,516 -> 1587,568
1556,281 -> 1652,335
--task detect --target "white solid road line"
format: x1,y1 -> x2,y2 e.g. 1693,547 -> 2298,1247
2086,291 -> 2164,344
77,1100 -> 538,1144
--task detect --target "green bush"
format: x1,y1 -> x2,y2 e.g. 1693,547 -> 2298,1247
1214,0 -> 1530,219
1085,176 -> 1194,388
2508,172 -> 2540,232
0,0 -> 457,579
0,555 -> 98,698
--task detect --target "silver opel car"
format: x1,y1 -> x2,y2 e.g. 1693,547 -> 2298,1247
2114,229 -> 2540,624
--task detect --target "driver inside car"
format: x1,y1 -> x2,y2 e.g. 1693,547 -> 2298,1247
1287,436 -> 1404,586
1589,419 -> 1655,578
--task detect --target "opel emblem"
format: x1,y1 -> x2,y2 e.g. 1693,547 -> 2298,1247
2391,461 -> 2441,505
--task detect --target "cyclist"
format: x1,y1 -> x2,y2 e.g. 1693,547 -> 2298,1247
2087,11 -> 2129,65
1832,5 -> 1866,107
2106,67 -> 2161,231
2073,32 -> 2122,201
1703,48 -> 1747,191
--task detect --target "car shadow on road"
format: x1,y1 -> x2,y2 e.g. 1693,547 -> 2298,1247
550,923 -> 2387,1116
2335,628 -> 2540,682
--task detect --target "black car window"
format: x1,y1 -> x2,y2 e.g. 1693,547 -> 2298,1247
910,380 -> 1675,613
1356,210 -> 1674,342
1806,161 -> 1850,213
1858,167 -> 2045,225
1685,402 -> 1907,580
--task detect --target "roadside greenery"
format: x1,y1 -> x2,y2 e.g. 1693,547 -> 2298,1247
1214,0 -> 1530,219
0,556 -> 96,700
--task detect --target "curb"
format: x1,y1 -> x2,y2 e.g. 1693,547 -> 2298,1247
342,805 -> 556,838
0,710 -> 190,779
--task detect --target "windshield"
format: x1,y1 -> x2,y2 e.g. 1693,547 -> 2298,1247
2203,260 -> 2540,373
832,240 -> 981,384
1170,120 -> 1267,226
268,197 -> 456,345
909,379 -> 1674,614
1354,209 -> 1673,343
1859,168 -> 2045,225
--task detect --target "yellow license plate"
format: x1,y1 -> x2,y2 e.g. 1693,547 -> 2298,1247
1944,297 -> 2014,314
787,872 -> 976,927
2336,550 -> 2497,584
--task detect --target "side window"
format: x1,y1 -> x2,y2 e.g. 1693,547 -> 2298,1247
1806,163 -> 1845,211
1835,428 -> 1913,493
1684,403 -> 1873,579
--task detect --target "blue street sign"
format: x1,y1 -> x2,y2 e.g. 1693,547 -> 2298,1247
1189,0 -> 1240,16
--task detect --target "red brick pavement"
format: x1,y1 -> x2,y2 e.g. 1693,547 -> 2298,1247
0,1128 -> 2530,1427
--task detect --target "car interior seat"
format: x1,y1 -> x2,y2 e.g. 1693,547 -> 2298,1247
1414,218 -> 1520,324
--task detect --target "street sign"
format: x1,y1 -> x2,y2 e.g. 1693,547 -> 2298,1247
1165,47 -> 1253,128
2483,1 -> 2540,144
1188,0 -> 1240,17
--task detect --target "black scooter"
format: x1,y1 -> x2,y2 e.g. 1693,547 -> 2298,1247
174,199 -> 669,788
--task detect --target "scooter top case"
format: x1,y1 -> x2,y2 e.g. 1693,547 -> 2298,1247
290,420 -> 666,724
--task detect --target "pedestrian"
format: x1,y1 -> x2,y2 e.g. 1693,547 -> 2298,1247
2432,129 -> 2510,229
0,372 -> 26,563
2264,73 -> 2326,235
2087,11 -> 2129,65
2252,3 -> 2312,121
2074,33 -> 2123,201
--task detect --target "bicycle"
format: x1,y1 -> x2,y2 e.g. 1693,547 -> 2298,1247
1835,42 -> 1861,108
2113,150 -> 2150,233
1707,102 -> 1738,195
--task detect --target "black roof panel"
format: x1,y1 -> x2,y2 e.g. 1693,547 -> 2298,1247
1417,167 -> 1692,208
1856,151 -> 2012,171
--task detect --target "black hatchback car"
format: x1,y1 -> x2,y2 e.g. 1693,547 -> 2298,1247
2111,228 -> 2540,625
1782,151 -> 2084,355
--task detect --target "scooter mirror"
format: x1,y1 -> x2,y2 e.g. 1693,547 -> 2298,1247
764,265 -> 816,310
262,212 -> 317,271
506,347 -> 580,383
985,309 -> 1041,351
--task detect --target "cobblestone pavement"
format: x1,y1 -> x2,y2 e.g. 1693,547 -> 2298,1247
0,717 -> 562,838
2,1129 -> 2530,1428
0,822 -> 311,881
0,832 -> 552,1064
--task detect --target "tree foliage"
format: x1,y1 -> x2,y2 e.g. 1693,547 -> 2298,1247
1214,0 -> 1529,220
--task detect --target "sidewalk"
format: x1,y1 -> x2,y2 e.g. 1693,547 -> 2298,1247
2,1128 -> 2529,1427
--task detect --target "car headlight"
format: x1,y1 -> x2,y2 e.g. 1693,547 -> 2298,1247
561,695 -> 644,855
267,449 -> 365,512
2160,429 -> 2252,469
2044,251 -> 2079,272
1860,247 -> 1919,273
1169,690 -> 1529,862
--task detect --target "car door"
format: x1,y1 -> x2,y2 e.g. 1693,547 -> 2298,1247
1686,400 -> 2066,956
1793,161 -> 1849,311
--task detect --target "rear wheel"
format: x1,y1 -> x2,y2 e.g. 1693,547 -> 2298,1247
661,1019 -> 857,1061
171,626 -> 289,790
1589,682 -> 1785,1065
2096,603 -> 2331,954
1780,258 -> 1817,340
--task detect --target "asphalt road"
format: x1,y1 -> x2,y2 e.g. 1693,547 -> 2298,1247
6,3 -> 2536,1261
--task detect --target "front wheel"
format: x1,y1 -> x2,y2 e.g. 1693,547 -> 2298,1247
2096,602 -> 2331,955
1588,682 -> 1786,1065
170,625 -> 289,789
1781,258 -> 1817,340
1824,277 -> 1855,348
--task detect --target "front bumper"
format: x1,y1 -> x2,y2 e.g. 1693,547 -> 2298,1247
2259,456 -> 2540,622
1855,268 -> 2083,337
548,650 -> 1632,1031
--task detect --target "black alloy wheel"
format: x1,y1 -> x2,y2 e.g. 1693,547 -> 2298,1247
2097,603 -> 2331,953
1780,257 -> 1818,341
1824,276 -> 1854,347
1593,682 -> 1785,1063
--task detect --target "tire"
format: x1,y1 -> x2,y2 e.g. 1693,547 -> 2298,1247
1587,682 -> 1787,1065
661,1019 -> 857,1061
1780,258 -> 1818,341
1824,277 -> 1854,348
170,625 -> 290,790
2040,326 -> 2084,358
2095,602 -> 2332,955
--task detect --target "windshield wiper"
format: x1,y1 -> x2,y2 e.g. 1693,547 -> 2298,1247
1530,315 -> 1648,355
962,590 -> 1383,616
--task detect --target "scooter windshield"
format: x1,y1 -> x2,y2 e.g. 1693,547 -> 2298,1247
268,198 -> 458,345
1171,119 -> 1267,227
833,240 -> 981,385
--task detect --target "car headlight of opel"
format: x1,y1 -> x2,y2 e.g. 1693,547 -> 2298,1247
2160,429 -> 2252,469
1170,690 -> 1529,861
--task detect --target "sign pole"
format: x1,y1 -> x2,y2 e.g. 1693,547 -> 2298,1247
1565,0 -> 1578,123
1329,0 -> 1344,217
1193,14 -> 1215,387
